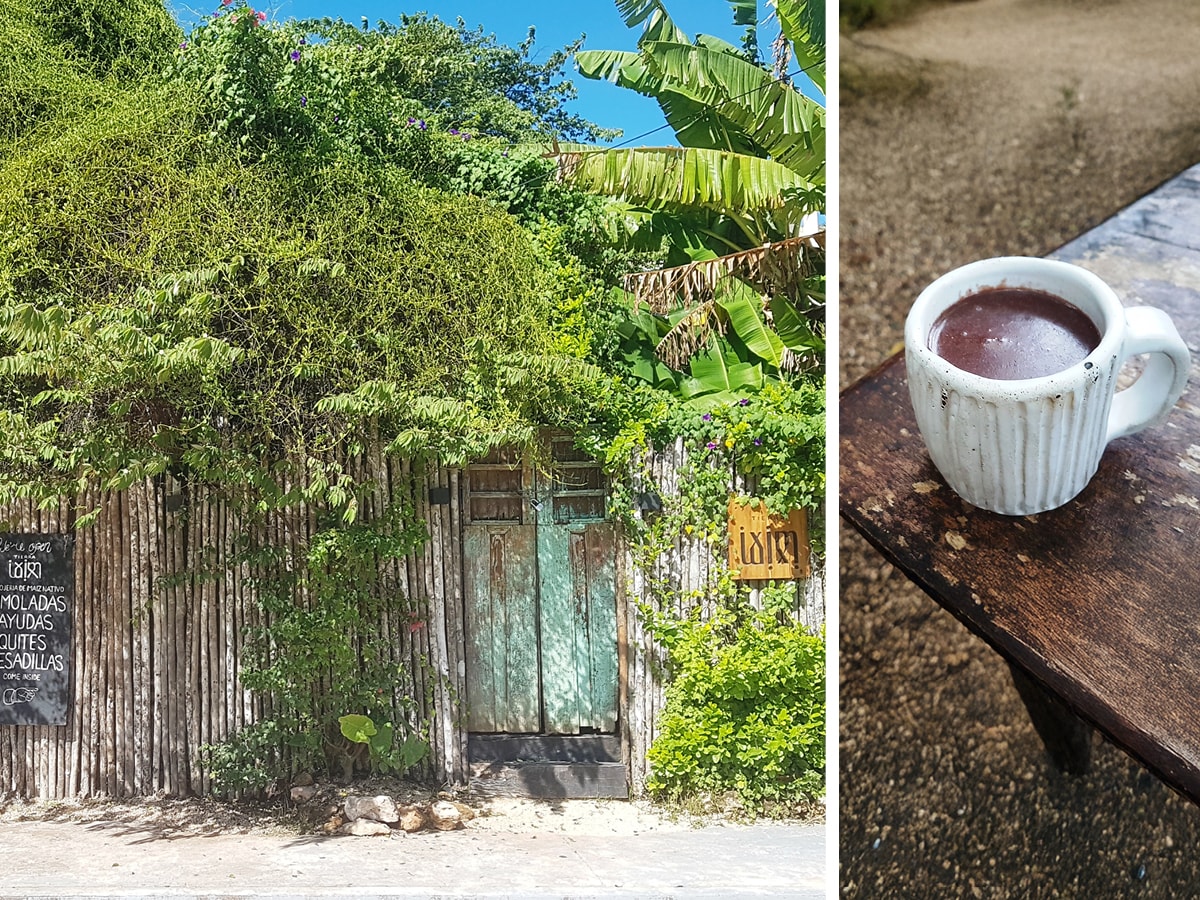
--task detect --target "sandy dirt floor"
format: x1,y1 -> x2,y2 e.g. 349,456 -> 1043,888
839,0 -> 1200,896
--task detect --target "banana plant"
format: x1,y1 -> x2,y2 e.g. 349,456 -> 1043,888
549,0 -> 825,387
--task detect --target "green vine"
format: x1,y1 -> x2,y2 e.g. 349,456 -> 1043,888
203,499 -> 431,793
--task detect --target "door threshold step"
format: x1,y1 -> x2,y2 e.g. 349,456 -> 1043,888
469,760 -> 628,799
468,733 -> 621,764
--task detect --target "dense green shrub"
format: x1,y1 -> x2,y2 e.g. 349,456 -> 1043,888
43,0 -> 180,77
168,4 -> 609,167
0,77 -> 587,507
645,606 -> 825,813
0,0 -> 95,144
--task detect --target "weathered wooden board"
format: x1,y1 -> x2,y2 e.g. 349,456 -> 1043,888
538,524 -> 618,734
462,525 -> 540,733
841,161 -> 1200,804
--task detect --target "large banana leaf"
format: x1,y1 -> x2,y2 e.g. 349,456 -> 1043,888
553,146 -> 819,231
682,345 -> 763,397
617,312 -> 683,388
575,42 -> 823,179
614,0 -> 691,44
637,40 -> 824,176
769,294 -> 824,352
774,0 -> 825,54
574,48 -> 764,159
717,282 -> 784,369
573,48 -> 650,89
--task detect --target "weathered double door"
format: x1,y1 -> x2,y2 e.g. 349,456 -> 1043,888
463,441 -> 618,735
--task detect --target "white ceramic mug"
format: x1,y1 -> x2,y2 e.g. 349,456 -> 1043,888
905,257 -> 1191,515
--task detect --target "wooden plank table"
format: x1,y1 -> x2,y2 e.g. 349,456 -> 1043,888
840,162 -> 1200,799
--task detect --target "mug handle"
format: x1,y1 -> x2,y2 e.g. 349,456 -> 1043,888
1106,307 -> 1192,443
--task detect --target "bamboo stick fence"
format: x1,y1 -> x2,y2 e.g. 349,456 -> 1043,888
0,443 -> 823,799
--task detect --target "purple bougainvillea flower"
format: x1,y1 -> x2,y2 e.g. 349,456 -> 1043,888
753,438 -> 763,446
180,41 -> 187,49
701,413 -> 712,421
290,50 -> 301,62
739,398 -> 750,406
299,37 -> 307,45
300,95 -> 307,107
462,132 -> 471,140
449,128 -> 459,135
706,442 -> 718,450
407,117 -> 416,125
418,119 -> 427,130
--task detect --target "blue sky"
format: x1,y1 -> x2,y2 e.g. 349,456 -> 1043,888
168,0 -> 783,144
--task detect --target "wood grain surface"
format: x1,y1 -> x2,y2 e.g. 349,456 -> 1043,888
841,163 -> 1200,803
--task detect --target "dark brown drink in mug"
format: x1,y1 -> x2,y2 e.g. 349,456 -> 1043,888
928,286 -> 1102,380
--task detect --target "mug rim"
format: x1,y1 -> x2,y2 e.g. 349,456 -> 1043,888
904,256 -> 1124,391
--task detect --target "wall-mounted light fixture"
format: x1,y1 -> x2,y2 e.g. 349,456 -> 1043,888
635,489 -> 663,516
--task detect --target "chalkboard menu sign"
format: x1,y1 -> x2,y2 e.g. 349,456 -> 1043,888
0,534 -> 73,726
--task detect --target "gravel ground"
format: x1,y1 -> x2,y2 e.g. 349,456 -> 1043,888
838,0 -> 1200,896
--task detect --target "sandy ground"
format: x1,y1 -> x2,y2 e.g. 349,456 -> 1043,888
0,790 -> 825,898
839,0 -> 1200,896
0,790 -> 699,838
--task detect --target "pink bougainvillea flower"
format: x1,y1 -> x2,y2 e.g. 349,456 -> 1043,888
221,0 -> 231,5
408,621 -> 425,634
256,10 -> 266,20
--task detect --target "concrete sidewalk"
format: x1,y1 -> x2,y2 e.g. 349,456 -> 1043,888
0,818 -> 824,899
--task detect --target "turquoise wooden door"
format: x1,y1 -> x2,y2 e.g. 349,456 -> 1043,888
463,441 -> 618,734
537,523 -> 618,733
463,524 -> 540,733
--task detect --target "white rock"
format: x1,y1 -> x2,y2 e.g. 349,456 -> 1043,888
290,785 -> 318,803
344,794 -> 399,823
339,818 -> 393,837
397,806 -> 428,833
430,799 -> 463,831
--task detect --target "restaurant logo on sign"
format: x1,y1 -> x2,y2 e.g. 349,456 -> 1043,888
727,498 -> 810,580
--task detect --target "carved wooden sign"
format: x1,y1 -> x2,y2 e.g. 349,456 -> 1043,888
727,499 -> 810,580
